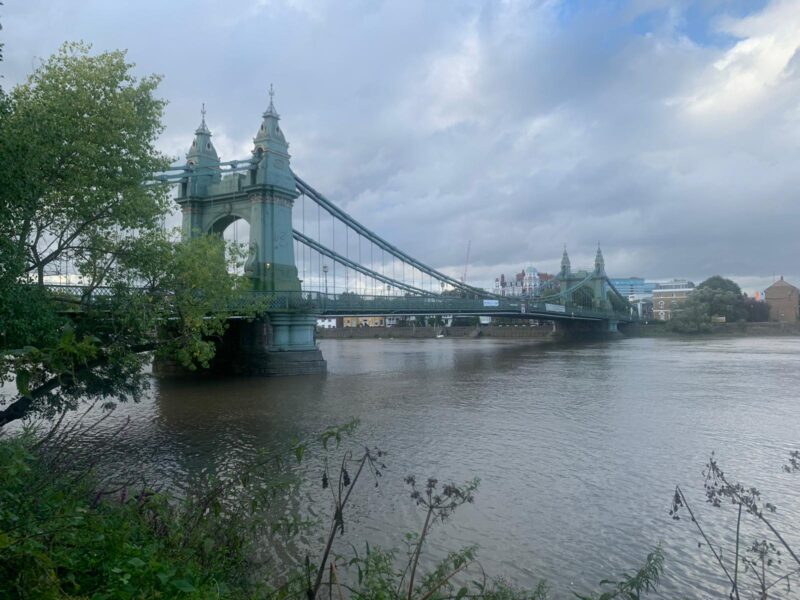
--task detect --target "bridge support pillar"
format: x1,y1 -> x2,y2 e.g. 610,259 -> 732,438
153,313 -> 326,377
269,314 -> 318,351
551,318 -> 621,340
239,314 -> 326,376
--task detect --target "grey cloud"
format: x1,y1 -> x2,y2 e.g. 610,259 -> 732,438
3,0 -> 799,293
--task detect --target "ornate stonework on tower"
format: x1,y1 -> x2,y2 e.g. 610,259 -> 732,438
594,245 -> 605,275
175,90 -> 301,293
169,92 -> 325,376
557,245 -> 612,315
560,246 -> 571,278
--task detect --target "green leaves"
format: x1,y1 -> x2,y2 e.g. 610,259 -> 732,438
294,443 -> 306,464
574,546 -> 664,600
668,275 -> 749,332
171,578 -> 196,593
0,436 -> 256,599
320,418 -> 361,450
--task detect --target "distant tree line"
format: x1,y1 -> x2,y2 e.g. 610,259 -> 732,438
668,275 -> 769,333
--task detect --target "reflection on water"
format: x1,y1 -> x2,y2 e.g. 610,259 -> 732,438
76,337 -> 800,596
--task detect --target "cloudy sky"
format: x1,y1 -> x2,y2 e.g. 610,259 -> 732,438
4,0 -> 800,292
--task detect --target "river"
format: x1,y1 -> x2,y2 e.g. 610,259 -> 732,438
68,336 -> 800,597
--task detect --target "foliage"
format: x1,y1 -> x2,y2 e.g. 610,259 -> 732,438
698,276 -> 742,296
743,296 -> 770,323
0,43 -> 257,427
0,231 -> 254,427
573,547 -> 663,600
0,434 -> 260,599
665,302 -> 713,333
671,450 -> 800,598
0,416 -> 668,600
298,428 -> 659,600
0,42 -> 170,285
667,275 -> 749,332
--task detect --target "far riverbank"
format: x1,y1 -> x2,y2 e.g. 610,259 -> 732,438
318,321 -> 800,340
317,324 -> 554,340
624,321 -> 800,337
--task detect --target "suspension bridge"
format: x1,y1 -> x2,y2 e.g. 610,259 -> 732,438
140,91 -> 635,375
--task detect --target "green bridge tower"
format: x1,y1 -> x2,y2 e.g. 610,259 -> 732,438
173,90 -> 326,376
557,245 -> 620,332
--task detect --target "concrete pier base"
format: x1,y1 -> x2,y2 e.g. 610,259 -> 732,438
239,347 -> 327,376
153,314 -> 327,377
551,319 -> 623,340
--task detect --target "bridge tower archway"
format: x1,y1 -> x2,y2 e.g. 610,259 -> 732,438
167,97 -> 325,376
176,97 -> 301,294
206,214 -> 253,275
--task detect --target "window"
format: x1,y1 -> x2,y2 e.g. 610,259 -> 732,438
659,301 -> 665,309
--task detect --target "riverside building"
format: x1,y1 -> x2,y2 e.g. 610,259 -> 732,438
494,267 -> 554,297
652,279 -> 695,321
764,277 -> 799,323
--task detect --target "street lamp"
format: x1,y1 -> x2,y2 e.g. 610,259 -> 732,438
322,264 -> 329,296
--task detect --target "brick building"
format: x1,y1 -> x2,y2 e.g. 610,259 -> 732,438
765,277 -> 799,323
652,279 -> 695,321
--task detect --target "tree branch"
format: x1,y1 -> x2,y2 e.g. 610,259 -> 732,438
0,342 -> 156,428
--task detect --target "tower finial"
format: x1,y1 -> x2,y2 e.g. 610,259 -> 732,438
595,243 -> 605,274
195,102 -> 211,135
268,83 -> 276,113
561,244 -> 571,277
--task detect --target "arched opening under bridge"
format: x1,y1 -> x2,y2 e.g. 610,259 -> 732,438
208,214 -> 251,276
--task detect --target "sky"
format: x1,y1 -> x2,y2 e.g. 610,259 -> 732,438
3,0 -> 800,293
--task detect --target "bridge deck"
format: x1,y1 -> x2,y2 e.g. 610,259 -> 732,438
46,285 -> 637,323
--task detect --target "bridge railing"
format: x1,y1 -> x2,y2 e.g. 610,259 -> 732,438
42,285 -> 637,322
257,291 -> 636,322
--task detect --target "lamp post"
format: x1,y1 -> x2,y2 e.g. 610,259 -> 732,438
322,264 -> 329,296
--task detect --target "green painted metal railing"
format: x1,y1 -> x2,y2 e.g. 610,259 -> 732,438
44,285 -> 636,322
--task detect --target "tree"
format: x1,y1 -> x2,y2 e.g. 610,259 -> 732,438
0,43 -> 252,427
698,275 -> 743,296
744,296 -> 770,322
669,275 -> 747,331
667,301 -> 713,333
696,276 -> 747,321
0,42 -> 170,286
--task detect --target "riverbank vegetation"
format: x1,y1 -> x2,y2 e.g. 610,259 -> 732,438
0,418 -> 665,599
671,450 -> 800,598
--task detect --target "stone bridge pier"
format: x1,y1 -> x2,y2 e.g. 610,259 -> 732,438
552,318 -> 622,340
210,315 -> 326,376
153,315 -> 326,377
